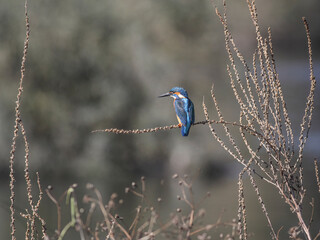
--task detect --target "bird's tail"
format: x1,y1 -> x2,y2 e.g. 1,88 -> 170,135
181,124 -> 191,136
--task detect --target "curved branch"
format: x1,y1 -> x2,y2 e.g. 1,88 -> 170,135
92,119 -> 277,153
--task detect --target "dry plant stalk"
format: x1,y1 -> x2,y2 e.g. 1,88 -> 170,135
8,1 -> 47,239
314,159 -> 320,194
203,0 -> 316,239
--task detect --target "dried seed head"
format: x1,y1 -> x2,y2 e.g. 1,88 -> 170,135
198,208 -> 206,218
137,206 -> 142,213
178,181 -> 183,186
172,216 -> 179,225
177,195 -> 181,200
176,208 -> 182,213
225,234 -> 232,240
108,200 -> 115,209
119,199 -> 124,204
110,193 -> 118,200
86,183 -> 94,190
131,182 -> 137,189
172,173 -> 179,179
125,187 -> 130,193
47,185 -> 53,190
141,176 -> 145,181
157,197 -> 162,202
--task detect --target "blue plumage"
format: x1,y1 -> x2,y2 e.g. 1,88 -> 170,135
159,87 -> 195,136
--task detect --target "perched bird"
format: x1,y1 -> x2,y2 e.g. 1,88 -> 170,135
159,87 -> 195,136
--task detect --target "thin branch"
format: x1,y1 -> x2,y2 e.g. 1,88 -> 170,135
295,17 -> 316,170
45,187 -> 62,234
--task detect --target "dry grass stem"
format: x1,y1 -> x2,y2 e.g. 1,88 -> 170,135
9,1 -> 30,239
314,159 -> 320,193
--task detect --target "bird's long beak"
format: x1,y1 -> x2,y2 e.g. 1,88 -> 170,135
158,92 -> 172,98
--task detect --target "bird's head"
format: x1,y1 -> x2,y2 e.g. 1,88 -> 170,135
158,87 -> 189,100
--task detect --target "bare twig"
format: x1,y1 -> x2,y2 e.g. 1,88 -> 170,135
46,186 -> 62,234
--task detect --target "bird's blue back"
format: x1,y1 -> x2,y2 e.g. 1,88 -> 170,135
174,98 -> 194,136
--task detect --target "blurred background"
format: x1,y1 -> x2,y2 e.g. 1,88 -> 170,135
0,0 -> 319,239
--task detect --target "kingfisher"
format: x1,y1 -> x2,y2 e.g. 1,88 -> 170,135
159,87 -> 195,136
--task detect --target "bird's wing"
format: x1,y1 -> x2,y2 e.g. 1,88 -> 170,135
174,99 -> 188,126
188,100 -> 195,124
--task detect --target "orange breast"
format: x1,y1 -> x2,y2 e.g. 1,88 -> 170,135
173,99 -> 182,127
176,115 -> 182,127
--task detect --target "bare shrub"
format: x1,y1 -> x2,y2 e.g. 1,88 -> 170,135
201,0 -> 316,239
45,176 -> 238,239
